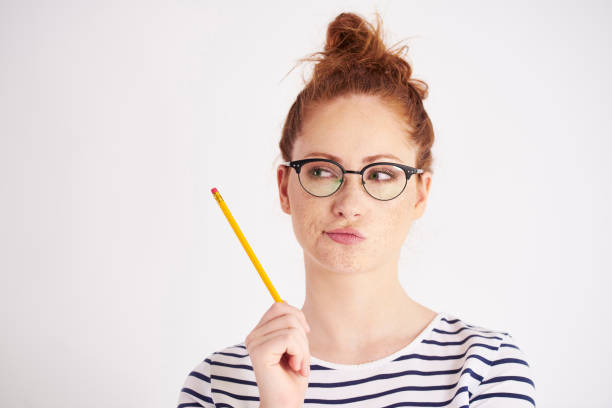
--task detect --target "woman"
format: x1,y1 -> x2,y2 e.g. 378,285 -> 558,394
178,11 -> 536,408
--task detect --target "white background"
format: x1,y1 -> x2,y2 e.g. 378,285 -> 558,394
1,0 -> 610,406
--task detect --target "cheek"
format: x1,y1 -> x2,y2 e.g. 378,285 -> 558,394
288,182 -> 322,240
383,189 -> 415,233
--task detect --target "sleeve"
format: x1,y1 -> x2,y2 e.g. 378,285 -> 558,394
176,354 -> 215,408
469,332 -> 537,407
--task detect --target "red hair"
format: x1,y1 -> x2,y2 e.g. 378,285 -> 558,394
278,11 -> 435,182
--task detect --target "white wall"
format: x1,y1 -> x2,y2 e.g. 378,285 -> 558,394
1,0 -> 610,406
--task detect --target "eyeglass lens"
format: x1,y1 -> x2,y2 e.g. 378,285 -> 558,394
298,161 -> 407,200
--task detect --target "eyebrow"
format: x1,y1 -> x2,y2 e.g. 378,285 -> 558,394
303,152 -> 406,164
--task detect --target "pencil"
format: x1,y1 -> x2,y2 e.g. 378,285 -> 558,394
210,187 -> 283,303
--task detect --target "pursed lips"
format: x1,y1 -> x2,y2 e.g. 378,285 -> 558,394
324,229 -> 366,245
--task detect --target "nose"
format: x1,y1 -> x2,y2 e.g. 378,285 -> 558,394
331,173 -> 365,219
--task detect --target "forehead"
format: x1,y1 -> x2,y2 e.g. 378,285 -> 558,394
294,94 -> 416,164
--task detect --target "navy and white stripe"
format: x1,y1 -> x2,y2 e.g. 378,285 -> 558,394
177,312 -> 536,407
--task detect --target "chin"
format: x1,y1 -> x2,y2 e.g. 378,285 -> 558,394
315,251 -> 371,275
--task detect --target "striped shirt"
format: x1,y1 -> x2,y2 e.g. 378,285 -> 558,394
177,312 -> 536,407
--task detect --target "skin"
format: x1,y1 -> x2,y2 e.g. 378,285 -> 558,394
276,93 -> 438,365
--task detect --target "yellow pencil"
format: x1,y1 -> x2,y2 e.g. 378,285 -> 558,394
210,187 -> 283,303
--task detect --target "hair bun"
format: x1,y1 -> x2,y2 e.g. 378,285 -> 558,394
324,12 -> 386,61
300,11 -> 427,99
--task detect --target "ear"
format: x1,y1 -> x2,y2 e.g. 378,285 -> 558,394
412,171 -> 432,219
277,164 -> 291,215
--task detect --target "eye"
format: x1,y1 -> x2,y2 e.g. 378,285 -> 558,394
310,167 -> 337,178
367,170 -> 394,181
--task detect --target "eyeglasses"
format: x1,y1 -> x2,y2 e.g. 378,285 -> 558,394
281,158 -> 424,201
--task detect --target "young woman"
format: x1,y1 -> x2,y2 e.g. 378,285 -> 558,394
178,11 -> 536,408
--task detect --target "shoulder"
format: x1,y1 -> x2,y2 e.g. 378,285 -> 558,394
177,350 -> 215,407
434,312 -> 510,338
192,341 -> 253,378
427,312 -> 512,355
434,313 -> 536,407
177,342 -> 253,408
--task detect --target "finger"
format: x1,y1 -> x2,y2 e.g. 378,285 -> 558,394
281,327 -> 309,375
248,325 -> 308,357
250,301 -> 311,337
301,346 -> 311,377
261,301 -> 310,333
255,301 -> 288,328
248,330 -> 304,374
247,327 -> 309,373
288,325 -> 309,375
300,359 -> 309,377
247,326 -> 292,353
280,325 -> 308,373
246,313 -> 306,345
283,301 -> 312,333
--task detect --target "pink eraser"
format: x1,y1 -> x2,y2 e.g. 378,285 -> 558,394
211,187 -> 218,194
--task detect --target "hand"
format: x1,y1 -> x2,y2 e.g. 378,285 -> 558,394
245,300 -> 311,408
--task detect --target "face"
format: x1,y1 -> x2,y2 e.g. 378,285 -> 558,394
277,93 -> 432,275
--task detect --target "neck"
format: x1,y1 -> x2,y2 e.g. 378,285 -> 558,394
300,251 -> 427,356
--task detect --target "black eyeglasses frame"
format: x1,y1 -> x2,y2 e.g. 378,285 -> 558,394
280,158 -> 424,201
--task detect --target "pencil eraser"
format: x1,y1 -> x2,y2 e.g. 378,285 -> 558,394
211,187 -> 218,194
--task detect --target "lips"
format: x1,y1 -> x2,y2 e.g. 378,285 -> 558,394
325,227 -> 366,245
326,227 -> 365,238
